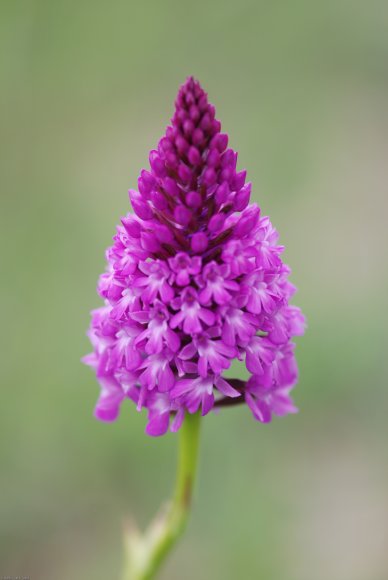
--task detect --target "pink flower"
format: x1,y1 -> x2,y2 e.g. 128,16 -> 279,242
132,301 -> 180,354
170,287 -> 215,334
139,350 -> 175,393
133,260 -> 174,303
169,252 -> 201,286
220,306 -> 258,346
197,262 -> 239,305
243,270 -> 279,315
245,374 -> 298,423
172,375 -> 240,415
179,332 -> 237,377
245,336 -> 275,376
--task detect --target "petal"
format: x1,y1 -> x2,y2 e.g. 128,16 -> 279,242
179,342 -> 197,360
158,363 -> 175,391
160,282 -> 174,303
170,311 -> 184,329
198,307 -> 216,326
166,329 -> 181,352
183,313 -> 202,334
246,348 -> 264,375
170,408 -> 185,432
213,286 -> 232,305
222,321 -> 236,346
176,271 -> 190,286
201,392 -> 214,415
146,412 -> 170,436
246,392 -> 272,423
198,288 -> 212,305
198,356 -> 208,377
130,311 -> 150,323
215,377 -> 241,398
94,384 -> 124,422
171,379 -> 193,398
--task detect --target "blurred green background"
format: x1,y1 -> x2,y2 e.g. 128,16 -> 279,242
1,1 -> 388,579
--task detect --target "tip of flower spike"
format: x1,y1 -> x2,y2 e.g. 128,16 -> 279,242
177,76 -> 206,101
128,76 -> 252,257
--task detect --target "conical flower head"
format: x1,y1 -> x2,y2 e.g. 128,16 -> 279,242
83,77 -> 305,436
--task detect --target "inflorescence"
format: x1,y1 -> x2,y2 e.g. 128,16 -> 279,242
83,77 -> 305,436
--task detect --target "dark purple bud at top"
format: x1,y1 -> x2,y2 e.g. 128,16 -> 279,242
233,170 -> 247,191
188,146 -> 201,166
141,231 -> 160,252
176,135 -> 189,155
189,106 -> 200,122
208,213 -> 225,233
233,183 -> 252,211
174,205 -> 192,226
149,150 -> 167,178
183,119 -> 195,136
138,170 -> 156,198
207,148 -> 221,167
210,133 -> 228,152
163,177 -> 180,198
234,205 -> 260,237
211,119 -> 221,134
151,190 -> 168,211
154,224 -> 174,244
192,128 -> 205,146
166,151 -> 179,170
215,182 -> 230,205
121,216 -> 142,238
221,149 -> 237,169
203,167 -> 217,187
200,113 -> 212,132
186,191 -> 202,208
191,232 -> 208,253
159,136 -> 173,153
176,163 -> 191,184
129,190 -> 153,220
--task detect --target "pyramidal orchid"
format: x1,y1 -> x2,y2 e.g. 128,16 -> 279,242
83,77 -> 305,579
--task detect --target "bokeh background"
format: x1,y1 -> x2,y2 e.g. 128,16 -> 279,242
1,1 -> 388,579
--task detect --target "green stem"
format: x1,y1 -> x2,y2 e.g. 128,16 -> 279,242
122,412 -> 201,580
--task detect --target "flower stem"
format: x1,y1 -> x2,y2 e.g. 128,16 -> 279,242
123,412 -> 201,580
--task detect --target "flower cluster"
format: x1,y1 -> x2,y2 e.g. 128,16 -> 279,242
83,77 -> 305,436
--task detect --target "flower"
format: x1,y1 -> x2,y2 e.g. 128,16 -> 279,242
83,77 -> 305,436
170,287 -> 215,334
169,253 -> 201,286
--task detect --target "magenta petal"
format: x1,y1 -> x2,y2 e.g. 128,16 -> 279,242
183,313 -> 202,334
198,357 -> 208,377
201,392 -> 214,415
246,392 -> 272,423
171,379 -> 193,398
215,377 -> 241,398
166,329 -> 180,352
94,384 -> 124,422
160,282 -> 174,303
170,408 -> 185,432
246,349 -> 264,375
146,412 -> 170,436
94,404 -> 120,422
198,307 -> 215,326
159,364 -> 175,391
222,321 -> 236,346
170,311 -> 184,329
179,343 -> 197,360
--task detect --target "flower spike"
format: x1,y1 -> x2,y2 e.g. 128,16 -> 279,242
84,77 -> 305,436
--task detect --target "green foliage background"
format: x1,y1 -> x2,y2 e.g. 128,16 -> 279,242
1,1 -> 388,578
